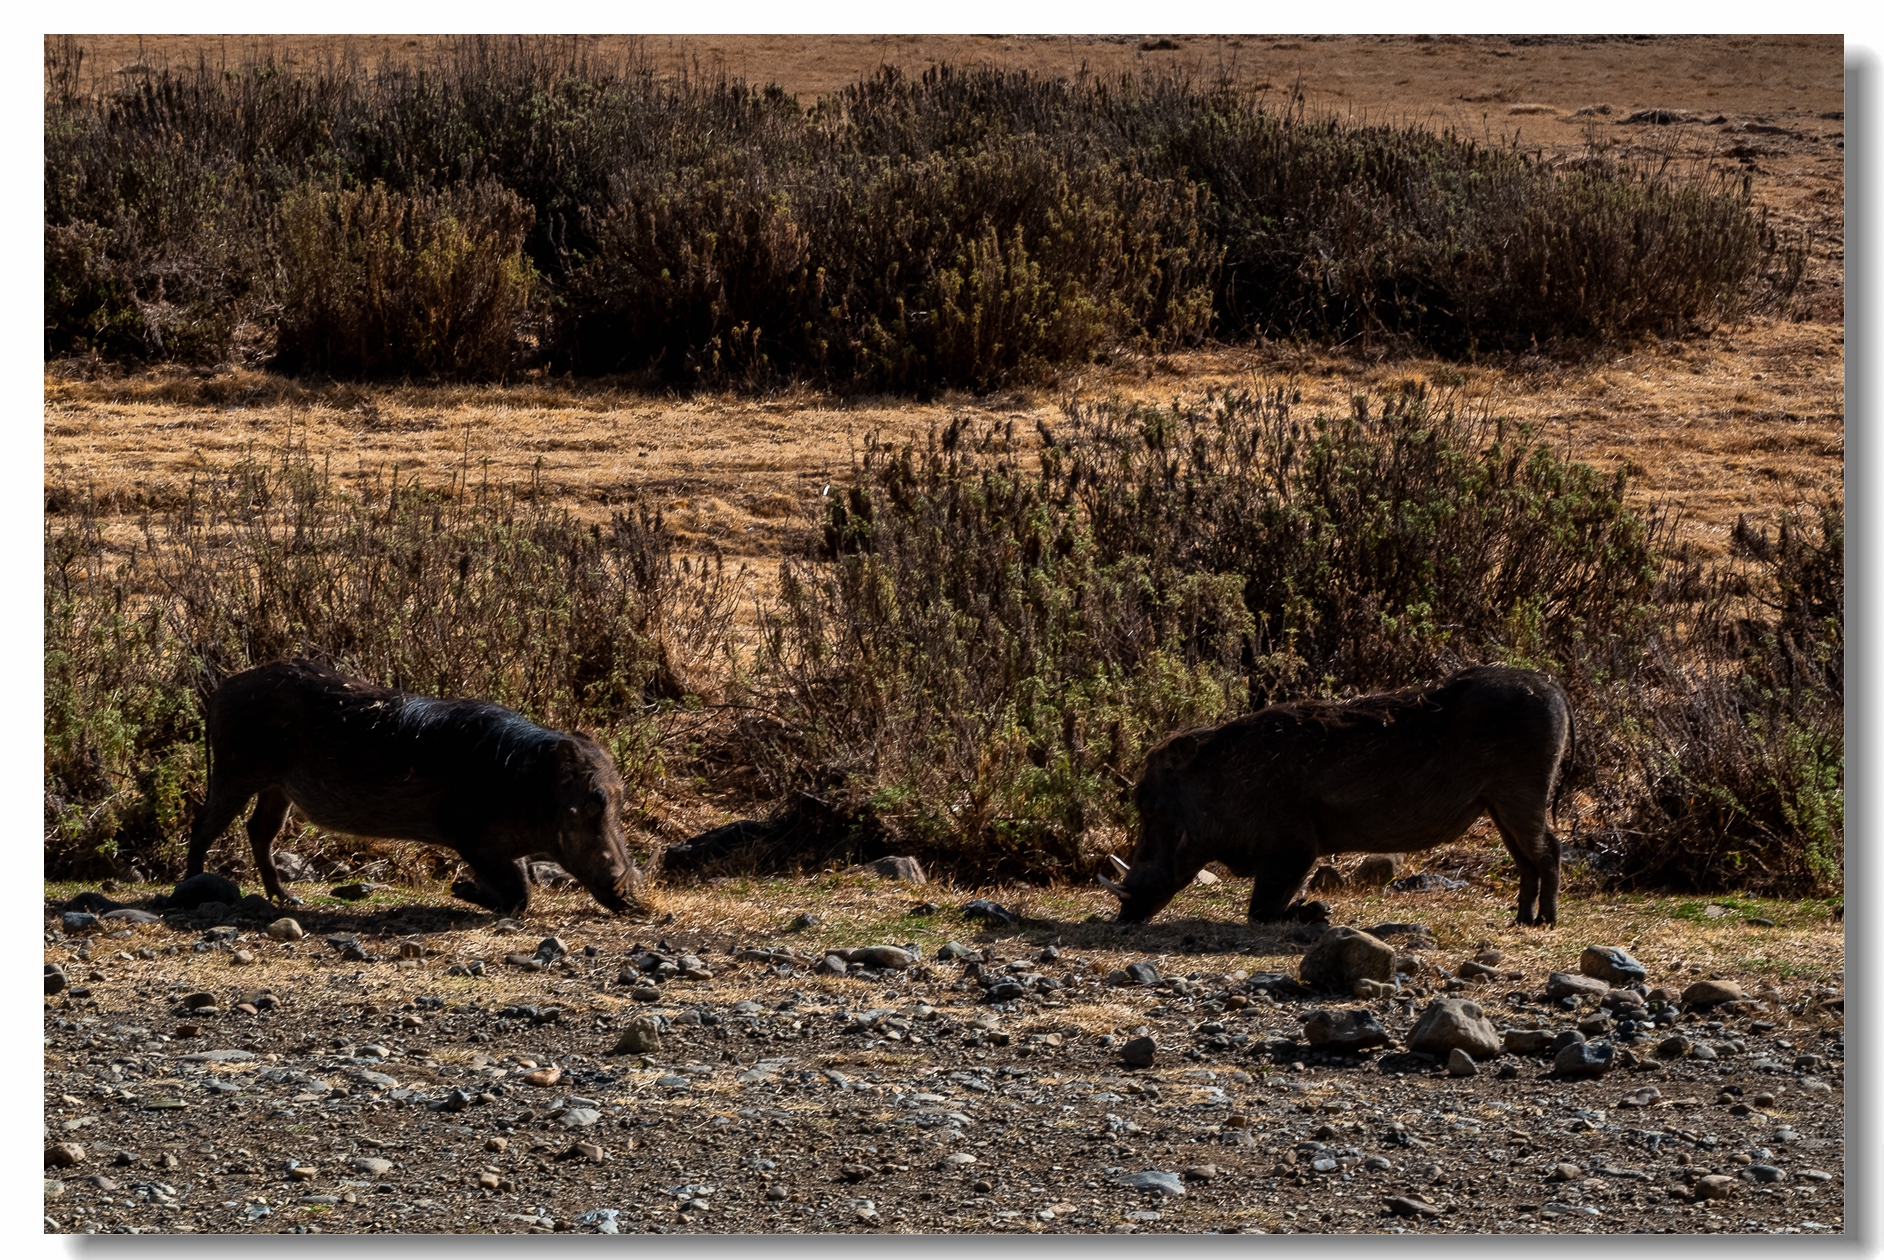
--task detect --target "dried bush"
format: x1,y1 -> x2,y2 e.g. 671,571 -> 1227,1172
44,447 -> 740,878
45,39 -> 1797,383
273,180 -> 539,379
739,388 -> 1840,892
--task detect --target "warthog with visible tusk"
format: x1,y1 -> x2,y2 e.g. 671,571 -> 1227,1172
1102,666 -> 1574,926
187,659 -> 642,916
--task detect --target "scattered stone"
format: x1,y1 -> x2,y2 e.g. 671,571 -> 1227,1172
1302,1008 -> 1392,1051
1388,872 -> 1467,893
788,913 -> 821,931
1406,997 -> 1502,1059
1115,1170 -> 1184,1196
1579,946 -> 1648,985
1746,917 -> 1776,927
840,1164 -> 875,1182
45,965 -> 67,996
850,855 -> 927,884
1124,961 -> 1161,986
230,948 -> 256,966
1554,1040 -> 1617,1076
485,1137 -> 509,1154
936,942 -> 974,961
522,1066 -> 563,1087
1546,971 -> 1610,1002
45,1144 -> 85,1169
1121,1036 -> 1157,1068
960,899 -> 1018,927
558,1109 -> 602,1129
330,882 -> 387,901
1447,1048 -> 1477,1077
1548,1162 -> 1582,1182
1384,1195 -> 1441,1218
1617,1085 -> 1662,1108
1352,977 -> 1395,999
1353,854 -> 1403,887
817,955 -> 849,976
266,917 -> 304,941
101,908 -> 160,924
612,1018 -> 662,1055
1682,979 -> 1745,1009
1181,1164 -> 1218,1182
1306,864 -> 1346,892
61,912 -> 99,933
352,1157 -> 393,1176
1742,1164 -> 1786,1183
1457,960 -> 1498,980
1503,1029 -> 1554,1056
629,986 -> 663,1003
169,872 -> 243,910
1192,869 -> 1221,886
1299,927 -> 1395,991
1656,1034 -> 1693,1060
1693,1174 -> 1737,1201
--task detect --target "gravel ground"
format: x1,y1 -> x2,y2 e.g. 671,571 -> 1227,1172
43,884 -> 1843,1235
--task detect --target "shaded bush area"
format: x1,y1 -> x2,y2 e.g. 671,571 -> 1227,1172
45,37 -> 1795,386
736,389 -> 1840,893
44,449 -> 740,878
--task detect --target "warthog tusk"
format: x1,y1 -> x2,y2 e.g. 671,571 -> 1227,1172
1097,873 -> 1130,899
1109,854 -> 1131,875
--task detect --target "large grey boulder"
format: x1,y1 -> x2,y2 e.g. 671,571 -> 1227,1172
1299,927 -> 1395,991
1406,997 -> 1503,1059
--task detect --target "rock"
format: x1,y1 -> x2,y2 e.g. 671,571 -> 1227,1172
1548,1162 -> 1582,1182
522,1066 -> 562,1087
1124,961 -> 1161,986
330,882 -> 387,901
1746,917 -> 1776,927
45,965 -> 67,995
1301,1008 -> 1392,1051
1580,946 -> 1648,985
1546,971 -> 1610,1002
1115,1170 -> 1184,1196
1306,864 -> 1346,892
1181,1164 -> 1218,1181
1693,1174 -> 1737,1201
788,913 -> 821,931
1457,960 -> 1498,980
936,942 -> 974,961
180,991 -> 218,1010
816,955 -> 849,976
528,861 -> 574,888
1299,927 -> 1395,991
1367,922 -> 1436,947
1473,948 -> 1504,966
352,1157 -> 393,1176
230,949 -> 256,965
169,872 -> 243,910
850,855 -> 927,884
612,1018 -> 661,1055
1193,869 -> 1221,886
1352,978 -> 1395,999
1503,1029 -> 1554,1056
271,851 -> 316,883
960,899 -> 1018,927
101,908 -> 160,924
1742,1165 -> 1786,1183
485,1137 -> 508,1154
1682,980 -> 1745,1009
1406,997 -> 1503,1059
1121,1036 -> 1157,1068
840,1164 -> 875,1182
534,937 -> 569,963
1353,854 -> 1403,887
1384,1195 -> 1441,1218
1447,1048 -> 1477,1077
1655,1034 -> 1693,1059
45,1144 -> 85,1169
1388,872 -> 1466,893
851,945 -> 914,970
629,986 -> 663,1003
1553,1040 -> 1617,1076
61,912 -> 99,933
558,1108 -> 601,1129
265,917 -> 304,941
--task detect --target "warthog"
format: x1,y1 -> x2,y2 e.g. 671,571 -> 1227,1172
1102,666 -> 1574,926
187,660 -> 641,916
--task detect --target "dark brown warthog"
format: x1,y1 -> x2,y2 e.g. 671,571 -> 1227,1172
187,660 -> 641,916
1104,666 -> 1574,926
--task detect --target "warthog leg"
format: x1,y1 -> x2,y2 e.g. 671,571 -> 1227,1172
451,854 -> 531,916
1245,843 -> 1318,923
187,777 -> 255,882
1488,797 -> 1560,926
244,786 -> 293,903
